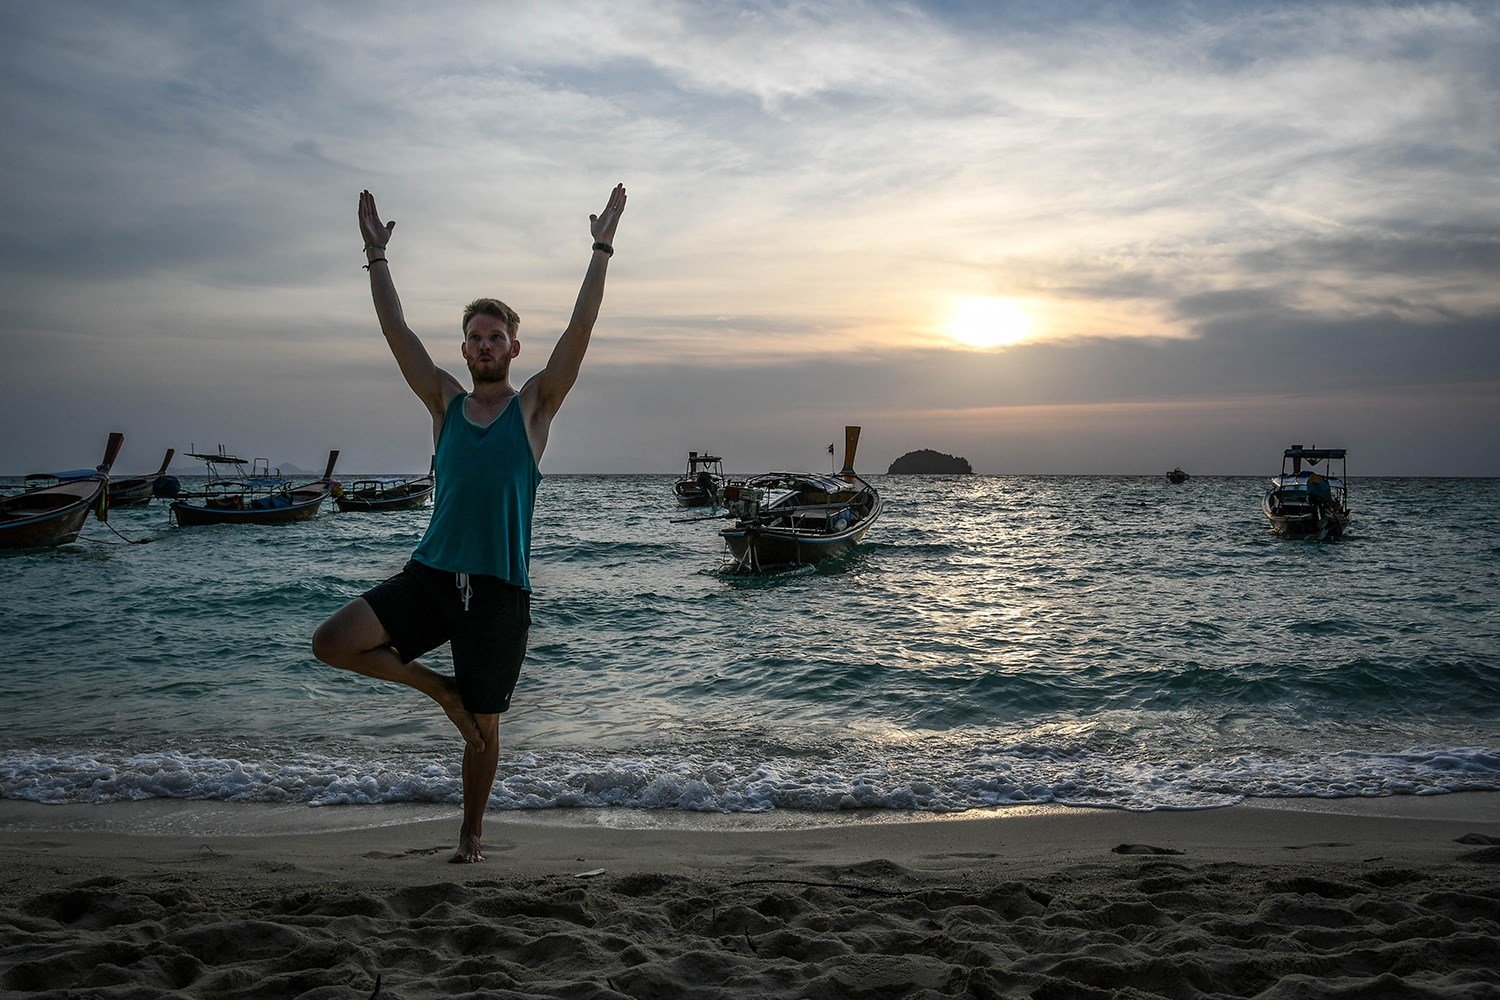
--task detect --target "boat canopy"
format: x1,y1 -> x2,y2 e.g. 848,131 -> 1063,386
1284,447 -> 1346,460
749,472 -> 858,492
31,469 -> 99,483
186,451 -> 250,463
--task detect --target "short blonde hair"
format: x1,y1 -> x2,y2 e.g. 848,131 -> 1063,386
461,298 -> 520,337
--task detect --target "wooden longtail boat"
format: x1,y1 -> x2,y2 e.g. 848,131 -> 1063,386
108,449 -> 176,506
170,450 -> 340,527
1263,445 -> 1349,540
673,451 -> 726,507
719,427 -> 881,572
335,465 -> 434,512
0,433 -> 124,549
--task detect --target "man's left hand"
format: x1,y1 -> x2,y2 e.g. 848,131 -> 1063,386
590,184 -> 627,245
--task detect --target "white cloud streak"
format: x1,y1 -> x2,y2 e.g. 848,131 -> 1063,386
1,0 -> 1496,472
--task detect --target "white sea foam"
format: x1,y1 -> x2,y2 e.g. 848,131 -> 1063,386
3,744 -> 1497,813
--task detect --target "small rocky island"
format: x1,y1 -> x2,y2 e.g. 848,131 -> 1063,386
887,449 -> 974,474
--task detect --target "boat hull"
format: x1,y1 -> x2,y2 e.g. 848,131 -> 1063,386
0,480 -> 103,549
107,477 -> 156,506
1262,492 -> 1347,540
673,478 -> 722,507
335,488 -> 433,512
721,493 -> 881,572
171,487 -> 330,526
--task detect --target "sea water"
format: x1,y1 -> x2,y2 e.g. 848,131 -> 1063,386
2,475 -> 1497,818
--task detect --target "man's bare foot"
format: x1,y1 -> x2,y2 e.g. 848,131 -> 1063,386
449,830 -> 484,864
436,678 -> 484,752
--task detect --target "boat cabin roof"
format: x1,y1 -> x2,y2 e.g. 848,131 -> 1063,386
747,471 -> 861,493
1283,447 -> 1346,459
28,469 -> 98,483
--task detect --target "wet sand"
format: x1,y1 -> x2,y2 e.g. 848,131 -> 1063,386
2,794 -> 1498,998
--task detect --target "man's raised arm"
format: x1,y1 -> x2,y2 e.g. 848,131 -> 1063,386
360,190 -> 459,416
530,184 -> 628,417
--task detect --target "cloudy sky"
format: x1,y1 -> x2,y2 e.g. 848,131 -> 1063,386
2,0 -> 1496,476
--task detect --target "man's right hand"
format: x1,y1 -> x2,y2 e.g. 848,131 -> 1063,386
359,190 -> 396,249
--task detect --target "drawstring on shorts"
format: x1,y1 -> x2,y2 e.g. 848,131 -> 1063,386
456,573 -> 472,612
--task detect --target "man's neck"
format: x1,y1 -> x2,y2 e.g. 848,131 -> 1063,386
467,380 -> 515,405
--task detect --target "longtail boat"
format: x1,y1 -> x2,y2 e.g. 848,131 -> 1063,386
673,451 -> 726,507
719,426 -> 881,572
336,461 -> 434,512
1263,444 -> 1349,540
1,433 -> 124,549
108,449 -> 176,506
171,450 -> 340,527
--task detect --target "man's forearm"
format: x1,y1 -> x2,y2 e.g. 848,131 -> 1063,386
570,249 -> 612,325
550,247 -> 612,368
366,247 -> 407,335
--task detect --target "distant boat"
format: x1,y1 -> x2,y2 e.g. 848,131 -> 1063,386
170,449 -> 340,527
1167,467 -> 1188,484
1263,445 -> 1349,540
673,451 -> 726,507
1,433 -> 124,549
108,448 -> 176,506
336,463 -> 434,512
719,426 -> 881,572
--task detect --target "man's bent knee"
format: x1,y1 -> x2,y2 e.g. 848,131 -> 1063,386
312,598 -> 391,667
311,618 -> 349,666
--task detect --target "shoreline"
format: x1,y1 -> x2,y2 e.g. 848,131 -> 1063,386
3,788 -> 1497,839
4,794 -> 1498,997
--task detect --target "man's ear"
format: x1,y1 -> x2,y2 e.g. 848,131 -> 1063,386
510,338 -> 521,358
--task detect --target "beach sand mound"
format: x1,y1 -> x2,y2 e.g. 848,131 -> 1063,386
4,856 -> 1499,998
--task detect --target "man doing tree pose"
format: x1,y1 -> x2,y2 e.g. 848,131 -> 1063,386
313,184 -> 627,863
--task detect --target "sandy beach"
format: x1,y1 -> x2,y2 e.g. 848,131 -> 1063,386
2,794 -> 1497,999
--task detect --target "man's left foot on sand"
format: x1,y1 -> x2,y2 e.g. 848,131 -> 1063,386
449,832 -> 484,864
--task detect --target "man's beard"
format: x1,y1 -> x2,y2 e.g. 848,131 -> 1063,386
467,357 -> 509,383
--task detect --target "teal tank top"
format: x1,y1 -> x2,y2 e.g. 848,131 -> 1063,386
412,392 -> 541,590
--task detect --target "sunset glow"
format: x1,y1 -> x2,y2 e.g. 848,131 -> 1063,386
946,297 -> 1033,350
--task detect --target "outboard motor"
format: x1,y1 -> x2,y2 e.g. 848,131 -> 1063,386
153,475 -> 181,498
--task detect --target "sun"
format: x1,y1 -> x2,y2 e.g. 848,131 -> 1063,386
946,297 -> 1033,349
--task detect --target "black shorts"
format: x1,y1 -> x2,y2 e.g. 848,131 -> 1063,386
361,559 -> 531,714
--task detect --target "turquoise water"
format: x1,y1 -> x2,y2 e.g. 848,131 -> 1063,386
2,475 -> 1497,813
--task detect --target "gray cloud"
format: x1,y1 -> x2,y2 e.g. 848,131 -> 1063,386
2,1 -> 1498,475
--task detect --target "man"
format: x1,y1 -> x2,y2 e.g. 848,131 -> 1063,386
312,184 -> 627,863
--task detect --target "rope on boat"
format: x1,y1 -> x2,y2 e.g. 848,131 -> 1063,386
81,519 -> 155,545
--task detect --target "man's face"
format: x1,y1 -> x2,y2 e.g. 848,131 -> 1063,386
462,314 -> 519,383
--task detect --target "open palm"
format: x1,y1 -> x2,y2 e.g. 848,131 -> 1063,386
590,184 -> 627,244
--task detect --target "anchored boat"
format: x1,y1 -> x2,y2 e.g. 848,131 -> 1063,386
673,451 -> 726,507
170,448 -> 340,526
108,448 -> 176,506
719,426 -> 880,572
1263,445 -> 1349,540
1166,467 -> 1188,484
336,464 -> 434,512
1,433 -> 124,549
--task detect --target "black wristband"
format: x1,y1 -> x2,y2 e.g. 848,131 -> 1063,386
363,258 -> 388,270
592,241 -> 614,257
